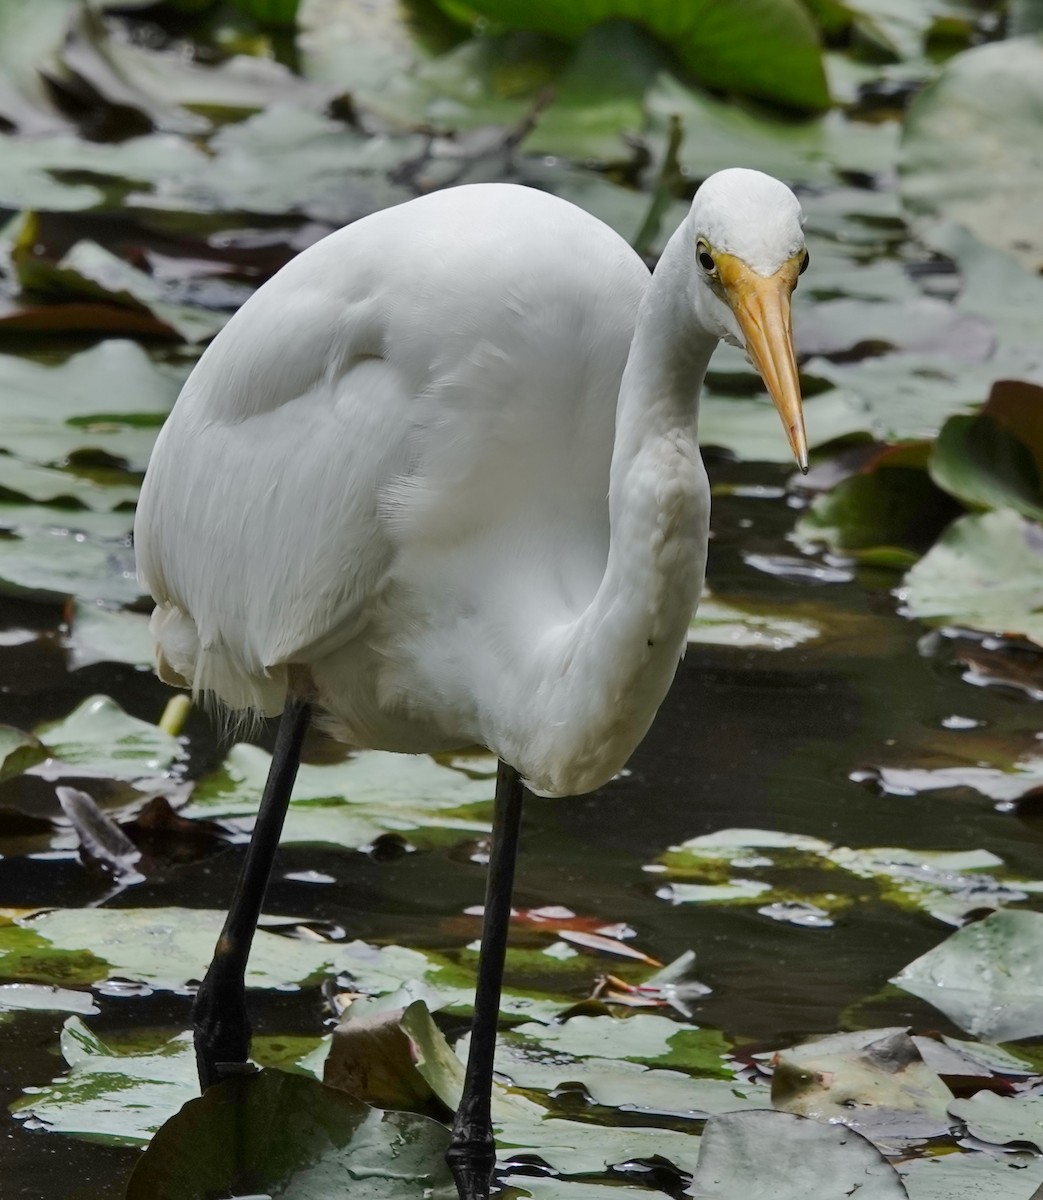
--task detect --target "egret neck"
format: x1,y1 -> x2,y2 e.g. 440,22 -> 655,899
521,218 -> 713,797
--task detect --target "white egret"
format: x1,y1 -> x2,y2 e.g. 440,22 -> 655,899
135,167 -> 809,1200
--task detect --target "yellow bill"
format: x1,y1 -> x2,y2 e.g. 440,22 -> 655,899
716,252 -> 808,472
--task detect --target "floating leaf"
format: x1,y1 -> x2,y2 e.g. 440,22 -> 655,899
124,1068 -> 455,1199
0,130 -> 206,212
35,695 -> 182,780
900,37 -> 1043,272
930,381 -> 1043,522
900,509 -> 1043,647
948,1090 -> 1043,1153
64,602 -> 154,670
0,726 -> 47,783
688,1109 -> 909,1198
898,1151 -> 1043,1200
891,909 -> 1043,1041
772,1028 -> 954,1141
440,0 -> 830,110
15,240 -> 227,344
0,908 -> 337,991
0,983 -> 98,1013
137,105 -> 420,224
187,744 -> 492,848
688,593 -> 821,650
794,449 -> 959,568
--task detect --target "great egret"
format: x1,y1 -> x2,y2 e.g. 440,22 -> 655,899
135,167 -> 808,1200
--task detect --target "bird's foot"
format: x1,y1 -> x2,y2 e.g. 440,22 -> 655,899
446,1135 -> 496,1200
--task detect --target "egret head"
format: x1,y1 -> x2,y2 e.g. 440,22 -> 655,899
689,168 -> 809,470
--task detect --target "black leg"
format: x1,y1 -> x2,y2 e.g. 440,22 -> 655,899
447,759 -> 524,1200
193,697 -> 311,1091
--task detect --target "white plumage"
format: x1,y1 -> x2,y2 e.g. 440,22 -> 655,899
135,169 -> 807,797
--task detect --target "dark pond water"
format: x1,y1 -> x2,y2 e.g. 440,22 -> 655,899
1,454 -> 1039,1198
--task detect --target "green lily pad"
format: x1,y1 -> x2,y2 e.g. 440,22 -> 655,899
64,602 -> 154,670
930,381 -> 1043,522
651,828 -> 1043,927
898,1151 -> 1043,1200
125,1069 -> 454,1198
186,744 -> 493,848
440,0 -> 830,110
0,339 -> 182,472
35,695 -> 182,780
922,223 -> 1043,353
0,726 -> 47,783
58,5 -> 332,136
689,1109 -> 909,1198
0,983 -> 98,1013
900,37 -> 1043,272
492,1030 -> 770,1116
891,909 -> 1043,1041
0,528 -> 141,605
15,240 -> 227,344
12,1017 -> 329,1147
0,0 -> 75,134
699,388 -> 870,464
0,908 -> 342,991
0,129 -> 206,212
794,452 -> 958,568
646,74 -> 890,188
948,1090 -> 1043,1153
802,350 -> 1043,444
496,1114 -> 704,1176
899,509 -> 1043,646
688,593 -> 821,651
137,105 -> 420,224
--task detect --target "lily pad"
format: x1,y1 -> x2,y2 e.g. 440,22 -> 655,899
688,593 -> 821,650
948,1090 -> 1043,1153
898,1151 -> 1043,1200
772,1028 -> 955,1141
0,726 -> 47,783
34,695 -> 182,780
64,602 -> 154,670
0,907 -> 338,990
186,743 -> 493,848
0,0 -> 75,134
651,828 -> 1043,927
0,339 -> 182,473
136,105 -> 420,225
13,1018 -> 330,1147
125,1069 -> 454,1198
15,239 -> 227,344
794,450 -> 958,568
0,983 -> 98,1013
688,1109 -> 909,1198
442,0 -> 830,110
899,509 -> 1043,646
900,37 -> 1043,272
930,381 -> 1043,522
891,909 -> 1043,1041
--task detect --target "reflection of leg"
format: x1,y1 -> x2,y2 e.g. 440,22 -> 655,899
447,760 -> 525,1200
193,698 -> 311,1091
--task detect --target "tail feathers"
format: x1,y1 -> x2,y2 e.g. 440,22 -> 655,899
149,604 -> 286,717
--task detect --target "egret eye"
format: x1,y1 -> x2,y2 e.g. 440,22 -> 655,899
696,241 -> 716,274
799,250 -> 810,275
